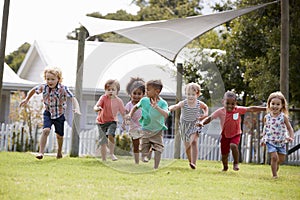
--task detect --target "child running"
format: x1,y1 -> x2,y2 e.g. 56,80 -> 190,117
169,82 -> 208,169
127,80 -> 169,169
124,77 -> 145,164
94,79 -> 126,161
198,91 -> 265,171
19,66 -> 81,159
260,91 -> 294,178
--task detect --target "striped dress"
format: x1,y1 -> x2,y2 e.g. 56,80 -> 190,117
180,100 -> 203,142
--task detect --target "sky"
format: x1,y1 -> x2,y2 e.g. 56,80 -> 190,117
0,0 -> 221,55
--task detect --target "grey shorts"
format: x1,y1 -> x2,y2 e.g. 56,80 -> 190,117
97,122 -> 117,145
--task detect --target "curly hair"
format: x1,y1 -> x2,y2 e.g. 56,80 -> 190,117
43,66 -> 63,83
126,77 -> 145,95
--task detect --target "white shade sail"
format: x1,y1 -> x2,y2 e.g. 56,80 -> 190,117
114,1 -> 277,62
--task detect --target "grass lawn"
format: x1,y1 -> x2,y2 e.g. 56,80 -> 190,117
0,152 -> 299,200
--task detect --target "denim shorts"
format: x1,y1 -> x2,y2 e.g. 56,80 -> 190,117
266,142 -> 286,155
43,110 -> 65,136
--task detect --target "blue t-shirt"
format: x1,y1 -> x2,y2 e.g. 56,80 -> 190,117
136,96 -> 168,132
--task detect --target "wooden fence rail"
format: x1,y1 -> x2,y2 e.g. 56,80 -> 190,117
1,122 -> 299,164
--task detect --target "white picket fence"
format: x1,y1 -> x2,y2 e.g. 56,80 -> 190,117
0,122 -> 299,164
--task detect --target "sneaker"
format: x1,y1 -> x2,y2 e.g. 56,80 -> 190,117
233,164 -> 239,171
142,157 -> 149,163
36,153 -> 43,160
111,154 -> 118,161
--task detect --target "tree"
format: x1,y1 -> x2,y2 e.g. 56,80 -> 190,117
211,0 -> 299,109
5,43 -> 30,72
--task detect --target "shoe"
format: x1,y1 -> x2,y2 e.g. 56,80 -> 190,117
111,154 -> 118,161
36,153 -> 43,160
189,163 -> 196,169
233,164 -> 239,171
142,157 -> 149,163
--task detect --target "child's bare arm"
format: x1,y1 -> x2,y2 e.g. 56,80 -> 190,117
199,102 -> 209,121
284,115 -> 294,141
168,101 -> 183,112
71,97 -> 81,115
197,115 -> 213,127
19,88 -> 36,107
246,106 -> 266,112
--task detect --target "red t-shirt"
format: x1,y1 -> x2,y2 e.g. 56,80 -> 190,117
211,106 -> 247,138
96,95 -> 125,124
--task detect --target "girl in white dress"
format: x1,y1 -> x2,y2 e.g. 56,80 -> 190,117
261,91 -> 294,178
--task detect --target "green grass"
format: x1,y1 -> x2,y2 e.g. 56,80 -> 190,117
0,152 -> 299,200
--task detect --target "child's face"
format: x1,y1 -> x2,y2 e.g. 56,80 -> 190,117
223,97 -> 236,112
145,85 -> 158,99
130,88 -> 144,104
45,72 -> 59,88
186,89 -> 198,103
269,97 -> 283,115
105,85 -> 118,98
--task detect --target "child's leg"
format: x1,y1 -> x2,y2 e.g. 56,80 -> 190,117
221,154 -> 229,171
56,134 -> 63,159
190,133 -> 199,167
277,153 -> 286,172
154,151 -> 161,169
100,143 -> 107,161
36,128 -> 50,159
147,148 -> 153,160
108,135 -> 117,161
230,143 -> 239,171
141,137 -> 151,162
132,138 -> 140,164
184,142 -> 191,163
270,152 -> 279,177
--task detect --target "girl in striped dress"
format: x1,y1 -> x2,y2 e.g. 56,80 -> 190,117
169,82 -> 208,169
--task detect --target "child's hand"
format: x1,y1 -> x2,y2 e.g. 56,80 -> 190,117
198,114 -> 207,121
124,115 -> 131,125
94,106 -> 102,112
260,139 -> 266,146
195,121 -> 204,127
150,98 -> 158,109
286,136 -> 294,143
73,108 -> 81,115
19,99 -> 28,107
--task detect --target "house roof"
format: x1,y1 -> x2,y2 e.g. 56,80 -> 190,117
17,40 -> 182,94
3,63 -> 36,90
